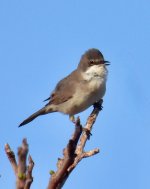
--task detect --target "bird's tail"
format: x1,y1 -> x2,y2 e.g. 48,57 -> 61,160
19,107 -> 49,127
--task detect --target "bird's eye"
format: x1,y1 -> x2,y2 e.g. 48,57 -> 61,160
89,60 -> 94,65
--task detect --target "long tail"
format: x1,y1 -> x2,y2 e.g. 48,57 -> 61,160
19,107 -> 48,127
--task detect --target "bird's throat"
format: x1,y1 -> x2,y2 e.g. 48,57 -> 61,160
82,65 -> 108,81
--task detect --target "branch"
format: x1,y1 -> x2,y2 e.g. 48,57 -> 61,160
5,100 -> 103,189
47,100 -> 103,189
5,139 -> 34,189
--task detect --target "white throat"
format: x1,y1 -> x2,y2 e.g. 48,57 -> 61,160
82,65 -> 108,81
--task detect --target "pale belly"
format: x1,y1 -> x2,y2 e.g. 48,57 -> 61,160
58,77 -> 106,115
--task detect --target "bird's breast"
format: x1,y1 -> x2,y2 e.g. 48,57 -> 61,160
82,64 -> 107,92
53,65 -> 108,115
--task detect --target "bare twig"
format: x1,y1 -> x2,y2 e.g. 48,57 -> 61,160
5,143 -> 18,176
48,117 -> 82,189
24,155 -> 34,189
48,100 -> 103,189
5,139 -> 34,189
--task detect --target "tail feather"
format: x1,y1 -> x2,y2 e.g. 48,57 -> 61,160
43,97 -> 50,102
19,107 -> 47,127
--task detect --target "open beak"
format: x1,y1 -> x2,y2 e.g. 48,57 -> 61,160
104,60 -> 110,66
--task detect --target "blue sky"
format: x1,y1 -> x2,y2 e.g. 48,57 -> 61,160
0,0 -> 150,188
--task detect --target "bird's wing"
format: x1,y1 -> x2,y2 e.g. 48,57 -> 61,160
45,70 -> 81,106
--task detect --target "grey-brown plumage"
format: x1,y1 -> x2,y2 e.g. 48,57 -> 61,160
19,48 -> 109,127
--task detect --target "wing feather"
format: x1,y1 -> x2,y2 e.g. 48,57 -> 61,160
45,70 -> 82,106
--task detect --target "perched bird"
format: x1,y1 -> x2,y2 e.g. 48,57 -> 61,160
19,48 -> 109,127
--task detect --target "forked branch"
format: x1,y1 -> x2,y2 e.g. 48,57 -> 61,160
5,139 -> 34,189
47,100 -> 103,189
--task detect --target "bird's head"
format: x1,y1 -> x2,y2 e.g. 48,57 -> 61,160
78,48 -> 110,72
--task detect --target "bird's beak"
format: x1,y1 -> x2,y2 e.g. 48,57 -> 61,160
104,61 -> 110,66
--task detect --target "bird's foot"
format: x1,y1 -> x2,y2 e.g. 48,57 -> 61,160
69,115 -> 76,124
93,99 -> 103,110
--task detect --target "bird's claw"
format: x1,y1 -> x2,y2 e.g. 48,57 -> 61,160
93,99 -> 103,110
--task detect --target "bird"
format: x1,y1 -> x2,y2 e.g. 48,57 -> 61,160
19,48 -> 109,127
